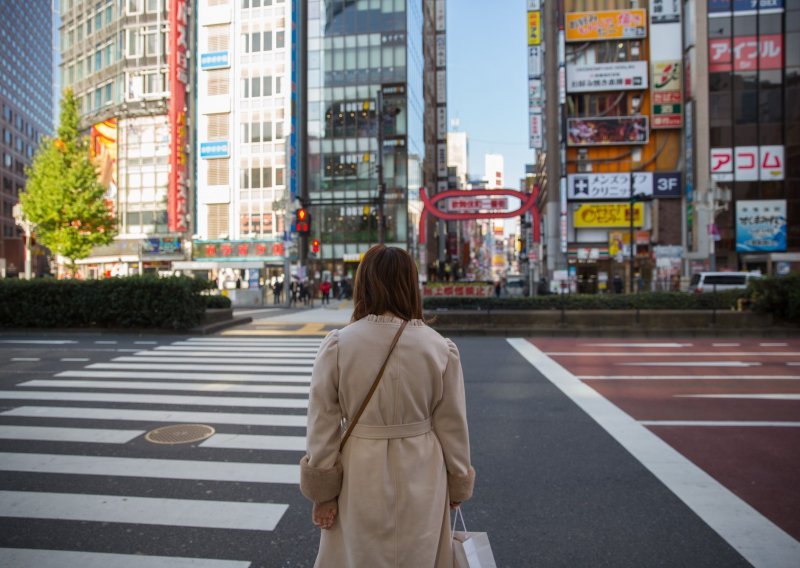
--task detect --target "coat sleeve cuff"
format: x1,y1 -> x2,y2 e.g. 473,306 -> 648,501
448,466 -> 476,502
299,455 -> 343,504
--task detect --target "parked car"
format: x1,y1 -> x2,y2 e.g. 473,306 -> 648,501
689,271 -> 761,293
505,274 -> 528,297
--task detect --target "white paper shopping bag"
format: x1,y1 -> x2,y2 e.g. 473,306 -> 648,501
452,508 -> 497,568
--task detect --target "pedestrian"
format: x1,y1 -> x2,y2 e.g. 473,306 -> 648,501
320,279 -> 332,305
308,280 -> 317,308
494,280 -> 501,298
613,274 -> 623,294
300,245 -> 475,567
290,279 -> 299,306
300,280 -> 308,306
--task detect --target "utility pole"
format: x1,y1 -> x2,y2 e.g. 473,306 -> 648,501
377,89 -> 385,245
12,203 -> 34,280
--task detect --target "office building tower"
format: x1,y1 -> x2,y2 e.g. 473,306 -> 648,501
59,0 -> 191,278
0,0 -> 53,277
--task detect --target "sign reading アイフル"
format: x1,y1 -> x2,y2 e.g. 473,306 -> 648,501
565,10 -> 647,42
168,0 -> 189,233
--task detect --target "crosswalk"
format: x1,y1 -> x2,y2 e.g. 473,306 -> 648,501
0,336 -> 320,567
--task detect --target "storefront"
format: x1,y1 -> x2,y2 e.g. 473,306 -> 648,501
70,237 -> 186,279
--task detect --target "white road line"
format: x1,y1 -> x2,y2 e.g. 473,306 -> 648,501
56,370 -> 311,383
546,352 -> 798,357
183,338 -> 321,344
10,358 -> 40,362
577,375 -> 800,380
784,362 -> 800,366
676,394 -> 800,401
507,338 -> 800,568
94,341 -> 117,345
0,340 -> 76,344
760,343 -> 788,347
116,356 -> 313,365
135,351 -> 316,360
88,363 -> 313,373
201,433 -> 307,451
61,358 -> 90,362
713,343 -> 741,347
0,426 -> 144,444
155,346 -> 319,353
581,342 -> 692,348
640,420 -> 800,427
0,490 -> 287,532
1,406 -> 307,427
19,380 -> 310,395
116,348 -> 140,352
0,453 -> 299,484
134,341 -> 159,345
0,391 -> 308,409
0,548 -> 250,568
617,361 -> 763,367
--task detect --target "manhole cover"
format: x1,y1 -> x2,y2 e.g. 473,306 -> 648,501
145,424 -> 215,445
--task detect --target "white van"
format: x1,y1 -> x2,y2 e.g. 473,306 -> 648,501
689,271 -> 761,293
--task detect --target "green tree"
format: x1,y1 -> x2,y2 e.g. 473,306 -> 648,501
21,89 -> 116,276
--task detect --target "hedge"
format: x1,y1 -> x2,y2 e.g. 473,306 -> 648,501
749,274 -> 800,323
423,290 -> 748,311
0,276 -> 213,330
204,294 -> 233,309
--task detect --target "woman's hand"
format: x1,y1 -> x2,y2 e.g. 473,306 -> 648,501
450,501 -> 461,510
312,499 -> 338,530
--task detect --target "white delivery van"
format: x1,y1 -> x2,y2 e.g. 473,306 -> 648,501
689,271 -> 761,293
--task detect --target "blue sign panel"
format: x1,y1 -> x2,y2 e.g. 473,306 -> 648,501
142,237 -> 182,255
708,0 -> 784,15
653,172 -> 682,198
200,51 -> 230,70
200,140 -> 230,159
736,199 -> 787,252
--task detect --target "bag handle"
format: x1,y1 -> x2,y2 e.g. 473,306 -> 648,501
339,320 -> 407,451
452,506 -> 468,533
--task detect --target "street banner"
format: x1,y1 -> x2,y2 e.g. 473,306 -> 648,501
566,61 -> 648,93
447,197 -> 509,213
574,202 -> 644,228
709,35 -> 783,72
708,0 -> 784,17
528,45 -> 543,77
567,116 -> 649,146
736,200 -> 787,252
528,11 -> 542,46
651,61 -> 683,129
565,9 -> 647,42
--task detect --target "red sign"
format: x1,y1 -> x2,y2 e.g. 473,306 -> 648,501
168,0 -> 189,232
708,35 -> 783,72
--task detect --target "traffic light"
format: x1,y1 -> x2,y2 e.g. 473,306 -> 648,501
295,207 -> 311,235
312,239 -> 320,254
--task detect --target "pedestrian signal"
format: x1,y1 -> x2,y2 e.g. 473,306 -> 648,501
312,239 -> 320,253
296,208 -> 311,235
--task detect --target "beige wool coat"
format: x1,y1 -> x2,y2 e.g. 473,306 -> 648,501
300,314 -> 475,568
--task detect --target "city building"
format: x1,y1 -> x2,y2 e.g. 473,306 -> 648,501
446,128 -> 468,188
0,0 -> 53,278
685,0 -> 799,276
483,153 -> 503,189
191,0 -> 291,297
305,0 -> 445,282
58,0 -> 192,279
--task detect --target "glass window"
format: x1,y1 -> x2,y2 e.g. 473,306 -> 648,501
241,78 -> 249,98
262,167 -> 272,187
276,76 -> 282,94
241,33 -> 249,53
251,76 -> 261,97
251,166 -> 261,187
86,19 -> 92,35
95,11 -> 102,30
263,76 -> 272,96
251,121 -> 261,142
95,50 -> 103,71
128,0 -> 143,14
733,15 -> 756,36
787,33 -> 800,68
276,31 -> 284,49
252,0 -> 261,7
252,32 -> 261,52
242,0 -> 249,8
127,29 -> 141,57
105,5 -> 113,25
145,28 -> 158,55
708,17 -> 731,39
263,31 -> 272,51
146,0 -> 159,12
105,83 -> 113,104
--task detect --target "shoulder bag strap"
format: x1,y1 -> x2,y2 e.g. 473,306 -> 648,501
339,320 -> 407,452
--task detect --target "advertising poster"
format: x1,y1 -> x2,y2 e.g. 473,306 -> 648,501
566,61 -> 648,93
736,200 -> 787,252
528,11 -> 542,45
567,116 -> 649,146
574,203 -> 644,228
168,0 -> 189,233
709,35 -> 783,72
651,61 -> 683,128
90,118 -> 118,195
565,9 -> 647,42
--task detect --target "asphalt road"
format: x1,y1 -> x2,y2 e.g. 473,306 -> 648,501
0,330 -> 773,567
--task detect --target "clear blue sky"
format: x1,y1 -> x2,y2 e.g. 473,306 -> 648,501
447,0 -> 531,186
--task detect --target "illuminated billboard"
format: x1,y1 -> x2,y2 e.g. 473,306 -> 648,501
565,10 -> 647,42
567,116 -> 649,146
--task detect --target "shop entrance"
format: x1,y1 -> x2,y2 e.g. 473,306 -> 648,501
576,264 -> 598,294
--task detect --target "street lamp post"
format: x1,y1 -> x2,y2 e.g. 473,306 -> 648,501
629,193 -> 635,294
12,203 -> 34,280
376,90 -> 386,245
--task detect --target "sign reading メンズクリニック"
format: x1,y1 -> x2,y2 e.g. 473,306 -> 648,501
566,61 -> 648,93
568,172 -> 682,200
710,146 -> 785,181
736,200 -> 786,252
565,10 -> 647,42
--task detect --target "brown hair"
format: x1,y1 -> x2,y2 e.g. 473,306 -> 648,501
351,245 -> 423,322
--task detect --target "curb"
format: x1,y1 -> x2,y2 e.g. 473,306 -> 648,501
188,316 -> 253,336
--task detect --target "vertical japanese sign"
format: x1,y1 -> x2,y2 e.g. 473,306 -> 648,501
651,61 -> 683,128
527,11 -> 542,45
289,0 -> 298,202
168,0 -> 189,233
527,8 -> 543,150
436,0 -> 447,192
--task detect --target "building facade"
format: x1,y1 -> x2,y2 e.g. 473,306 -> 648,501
686,0 -> 799,276
59,0 -> 191,278
304,0 -> 440,282
0,0 -> 53,277
192,0 -> 291,294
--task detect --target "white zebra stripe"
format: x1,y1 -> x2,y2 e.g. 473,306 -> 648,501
56,371 -> 310,383
18,380 -> 310,395
200,433 -> 306,452
0,548 -> 251,568
0,426 -> 144,444
1,406 -> 307,427
0,391 -> 308,409
87,363 -> 313,373
0,453 -> 299,484
114,356 -> 313,365
0,490 -> 287,531
136,351 -> 316,359
154,346 -> 318,353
